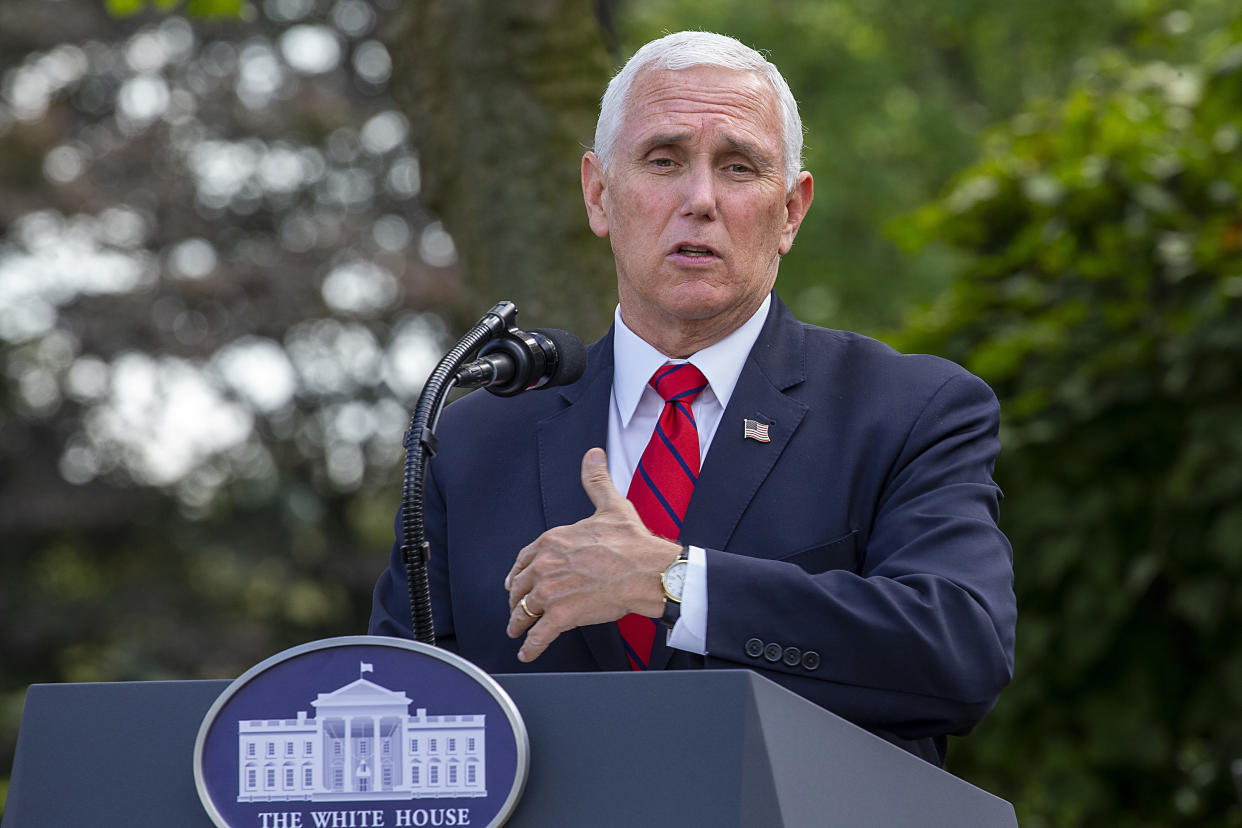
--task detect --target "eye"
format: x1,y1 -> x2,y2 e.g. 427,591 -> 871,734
727,163 -> 753,175
650,157 -> 676,168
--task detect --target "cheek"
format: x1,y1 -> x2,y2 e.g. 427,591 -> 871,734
612,207 -> 668,255
742,202 -> 790,250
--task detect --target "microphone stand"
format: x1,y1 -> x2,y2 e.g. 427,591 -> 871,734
400,301 -> 519,644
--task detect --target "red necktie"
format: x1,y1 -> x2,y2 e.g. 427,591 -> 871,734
618,363 -> 708,669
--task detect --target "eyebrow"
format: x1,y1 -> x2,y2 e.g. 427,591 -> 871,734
636,132 -> 693,156
722,135 -> 776,170
635,132 -> 777,170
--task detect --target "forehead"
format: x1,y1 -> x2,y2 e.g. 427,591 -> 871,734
619,65 -> 781,153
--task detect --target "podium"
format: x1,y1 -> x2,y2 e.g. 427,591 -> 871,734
3,669 -> 1016,827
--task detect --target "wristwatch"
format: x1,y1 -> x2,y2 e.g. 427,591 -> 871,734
659,546 -> 690,629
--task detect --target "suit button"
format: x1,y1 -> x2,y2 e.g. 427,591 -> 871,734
783,646 -> 801,667
763,643 -> 782,663
801,650 -> 821,671
745,638 -> 764,658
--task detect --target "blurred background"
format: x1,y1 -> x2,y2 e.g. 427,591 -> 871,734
2,0 -> 1241,824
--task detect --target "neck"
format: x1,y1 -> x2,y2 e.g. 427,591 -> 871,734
620,298 -> 768,359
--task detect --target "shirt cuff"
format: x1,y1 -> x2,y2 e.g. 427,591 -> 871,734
666,545 -> 707,655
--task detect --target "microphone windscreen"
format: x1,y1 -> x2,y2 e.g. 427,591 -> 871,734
532,328 -> 587,387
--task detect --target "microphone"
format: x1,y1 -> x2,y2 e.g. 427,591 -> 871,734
454,327 -> 587,396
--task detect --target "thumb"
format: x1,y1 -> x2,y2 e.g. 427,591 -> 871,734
581,447 -> 625,512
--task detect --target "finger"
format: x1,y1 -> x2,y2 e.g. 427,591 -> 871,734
517,617 -> 567,663
580,447 -> 626,513
505,539 -> 538,593
506,594 -> 542,639
507,563 -> 536,611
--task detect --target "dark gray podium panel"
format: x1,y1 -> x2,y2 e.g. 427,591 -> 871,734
3,679 -> 226,828
3,670 -> 1016,828
498,671 -> 1016,827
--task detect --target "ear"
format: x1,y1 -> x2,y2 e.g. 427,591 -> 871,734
582,151 -> 610,239
778,171 -> 814,256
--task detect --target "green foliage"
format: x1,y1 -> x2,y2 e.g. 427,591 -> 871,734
0,0 -> 416,816
106,0 -> 242,17
895,21 -> 1242,827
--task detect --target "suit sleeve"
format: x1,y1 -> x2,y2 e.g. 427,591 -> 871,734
701,371 -> 1016,741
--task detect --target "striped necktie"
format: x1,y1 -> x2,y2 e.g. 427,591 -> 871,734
618,362 -> 708,669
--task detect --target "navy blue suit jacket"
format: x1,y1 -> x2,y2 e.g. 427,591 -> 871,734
370,294 -> 1016,764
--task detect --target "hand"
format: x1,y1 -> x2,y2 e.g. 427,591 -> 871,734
505,447 -> 683,662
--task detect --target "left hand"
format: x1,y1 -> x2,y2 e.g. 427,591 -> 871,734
505,447 -> 683,662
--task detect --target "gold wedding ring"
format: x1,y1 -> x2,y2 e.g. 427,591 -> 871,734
519,595 -> 543,619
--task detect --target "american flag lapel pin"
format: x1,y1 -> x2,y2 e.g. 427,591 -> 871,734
743,418 -> 771,443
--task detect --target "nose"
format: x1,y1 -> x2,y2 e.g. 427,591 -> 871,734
681,162 -> 718,220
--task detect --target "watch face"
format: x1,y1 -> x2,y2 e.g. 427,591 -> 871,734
663,560 -> 687,601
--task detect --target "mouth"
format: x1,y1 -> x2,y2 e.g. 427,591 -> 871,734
670,243 -> 719,259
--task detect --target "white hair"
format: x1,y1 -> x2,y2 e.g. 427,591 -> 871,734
593,31 -> 804,189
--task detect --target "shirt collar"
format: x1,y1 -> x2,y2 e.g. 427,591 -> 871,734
612,294 -> 772,427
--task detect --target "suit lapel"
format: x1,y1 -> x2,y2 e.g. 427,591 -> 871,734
535,331 -> 630,671
680,295 -> 809,557
536,336 -> 611,532
649,295 -> 809,671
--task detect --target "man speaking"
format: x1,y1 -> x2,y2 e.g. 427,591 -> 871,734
370,31 -> 1016,765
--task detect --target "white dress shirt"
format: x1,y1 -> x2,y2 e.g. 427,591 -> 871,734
606,295 -> 772,655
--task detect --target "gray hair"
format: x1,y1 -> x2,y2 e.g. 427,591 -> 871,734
593,31 -> 804,189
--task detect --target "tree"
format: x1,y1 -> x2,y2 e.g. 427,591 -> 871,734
0,0 -> 452,808
387,1 -> 617,339
894,18 -> 1242,826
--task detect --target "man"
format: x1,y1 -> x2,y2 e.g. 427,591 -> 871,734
370,31 -> 1015,765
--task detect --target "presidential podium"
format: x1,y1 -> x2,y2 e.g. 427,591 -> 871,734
2,669 -> 1017,827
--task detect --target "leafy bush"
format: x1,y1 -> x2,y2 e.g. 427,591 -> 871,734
895,24 -> 1242,828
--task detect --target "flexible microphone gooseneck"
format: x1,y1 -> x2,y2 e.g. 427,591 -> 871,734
399,302 -> 586,644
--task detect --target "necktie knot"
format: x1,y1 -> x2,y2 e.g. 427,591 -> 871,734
649,363 -> 707,405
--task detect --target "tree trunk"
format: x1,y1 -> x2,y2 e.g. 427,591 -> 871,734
388,0 -> 618,341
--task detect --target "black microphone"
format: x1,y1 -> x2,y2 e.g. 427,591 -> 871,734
454,327 -> 587,396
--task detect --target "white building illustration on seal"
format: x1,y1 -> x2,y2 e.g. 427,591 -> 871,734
236,663 -> 486,802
